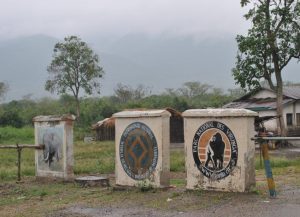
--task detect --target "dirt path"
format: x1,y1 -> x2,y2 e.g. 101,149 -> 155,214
47,183 -> 300,217
44,148 -> 300,217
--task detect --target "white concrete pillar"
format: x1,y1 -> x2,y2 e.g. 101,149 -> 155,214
113,110 -> 171,187
33,115 -> 75,180
183,109 -> 257,192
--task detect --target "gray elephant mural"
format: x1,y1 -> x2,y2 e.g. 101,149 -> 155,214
37,126 -> 63,171
43,132 -> 61,166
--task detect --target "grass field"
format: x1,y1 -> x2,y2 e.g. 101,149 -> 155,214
0,130 -> 299,181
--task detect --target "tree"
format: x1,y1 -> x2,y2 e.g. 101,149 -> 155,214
0,82 -> 9,101
113,83 -> 151,103
45,36 -> 104,118
178,82 -> 212,98
233,0 -> 300,135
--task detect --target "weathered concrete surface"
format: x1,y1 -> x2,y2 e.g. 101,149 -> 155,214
183,109 -> 258,192
75,176 -> 110,187
113,110 -> 171,187
33,115 -> 75,180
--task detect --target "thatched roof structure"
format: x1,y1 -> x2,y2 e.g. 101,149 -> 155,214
165,107 -> 182,118
91,108 -> 184,143
92,117 -> 115,141
92,117 -> 115,130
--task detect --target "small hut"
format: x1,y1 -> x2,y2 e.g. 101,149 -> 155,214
92,117 -> 115,141
92,108 -> 184,143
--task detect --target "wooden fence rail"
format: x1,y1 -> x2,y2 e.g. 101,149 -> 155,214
0,144 -> 44,181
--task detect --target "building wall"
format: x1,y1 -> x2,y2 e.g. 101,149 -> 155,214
256,101 -> 300,133
257,110 -> 277,131
283,103 -> 294,128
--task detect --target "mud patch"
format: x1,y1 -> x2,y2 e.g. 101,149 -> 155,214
48,205 -> 178,217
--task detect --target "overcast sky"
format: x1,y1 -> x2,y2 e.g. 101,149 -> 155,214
0,0 -> 250,40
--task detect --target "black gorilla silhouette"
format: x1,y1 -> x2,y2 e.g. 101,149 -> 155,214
205,132 -> 225,170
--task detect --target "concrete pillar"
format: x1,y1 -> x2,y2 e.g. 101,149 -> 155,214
33,115 -> 75,180
183,109 -> 257,192
113,110 -> 171,187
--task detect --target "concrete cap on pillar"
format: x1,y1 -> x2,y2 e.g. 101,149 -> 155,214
32,114 -> 76,122
113,109 -> 171,118
182,109 -> 258,118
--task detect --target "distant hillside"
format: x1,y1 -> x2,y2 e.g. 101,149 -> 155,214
0,34 -> 299,102
94,34 -> 239,95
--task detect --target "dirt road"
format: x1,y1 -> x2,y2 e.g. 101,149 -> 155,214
48,182 -> 299,217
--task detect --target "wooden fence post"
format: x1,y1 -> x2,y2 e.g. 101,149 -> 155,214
16,144 -> 22,182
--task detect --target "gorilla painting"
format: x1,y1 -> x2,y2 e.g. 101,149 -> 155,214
43,132 -> 61,167
205,132 -> 225,170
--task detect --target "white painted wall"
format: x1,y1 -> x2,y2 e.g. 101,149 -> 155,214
258,110 -> 277,131
255,101 -> 300,131
283,103 -> 294,127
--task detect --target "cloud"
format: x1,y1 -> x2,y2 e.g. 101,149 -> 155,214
0,0 -> 249,39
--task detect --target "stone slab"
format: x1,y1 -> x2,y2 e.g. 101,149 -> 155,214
75,176 -> 110,187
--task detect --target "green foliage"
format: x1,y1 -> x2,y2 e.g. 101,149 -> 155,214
0,126 -> 34,144
178,82 -> 212,98
255,156 -> 300,170
233,0 -> 300,90
0,81 -> 241,131
114,83 -> 151,103
45,35 -> 104,117
73,141 -> 115,175
170,150 -> 185,172
136,179 -> 154,192
0,110 -> 24,128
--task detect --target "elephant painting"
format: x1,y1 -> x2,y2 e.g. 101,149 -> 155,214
37,126 -> 63,171
42,132 -> 61,166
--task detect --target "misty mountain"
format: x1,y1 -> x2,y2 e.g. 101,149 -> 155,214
94,34 -> 239,96
0,35 -> 57,100
1,34 -> 298,102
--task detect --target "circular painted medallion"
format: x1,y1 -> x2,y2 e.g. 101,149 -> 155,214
119,122 -> 158,180
192,121 -> 238,180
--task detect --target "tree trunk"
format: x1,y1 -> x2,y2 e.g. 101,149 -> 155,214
75,97 -> 80,120
265,0 -> 286,136
274,62 -> 286,136
276,84 -> 286,136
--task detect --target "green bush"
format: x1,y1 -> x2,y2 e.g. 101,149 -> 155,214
0,126 -> 34,144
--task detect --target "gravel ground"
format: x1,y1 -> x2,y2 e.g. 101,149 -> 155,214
48,183 -> 300,217
45,147 -> 300,217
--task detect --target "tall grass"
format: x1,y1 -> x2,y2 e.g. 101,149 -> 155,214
170,150 -> 185,172
0,126 -> 34,144
74,141 -> 115,175
255,155 -> 300,170
1,127 -> 299,182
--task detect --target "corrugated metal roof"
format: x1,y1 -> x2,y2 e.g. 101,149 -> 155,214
282,87 -> 300,99
234,86 -> 300,102
224,98 -> 294,110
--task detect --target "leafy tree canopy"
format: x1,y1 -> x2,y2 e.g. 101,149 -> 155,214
45,35 -> 104,118
233,0 -> 300,135
233,0 -> 300,90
